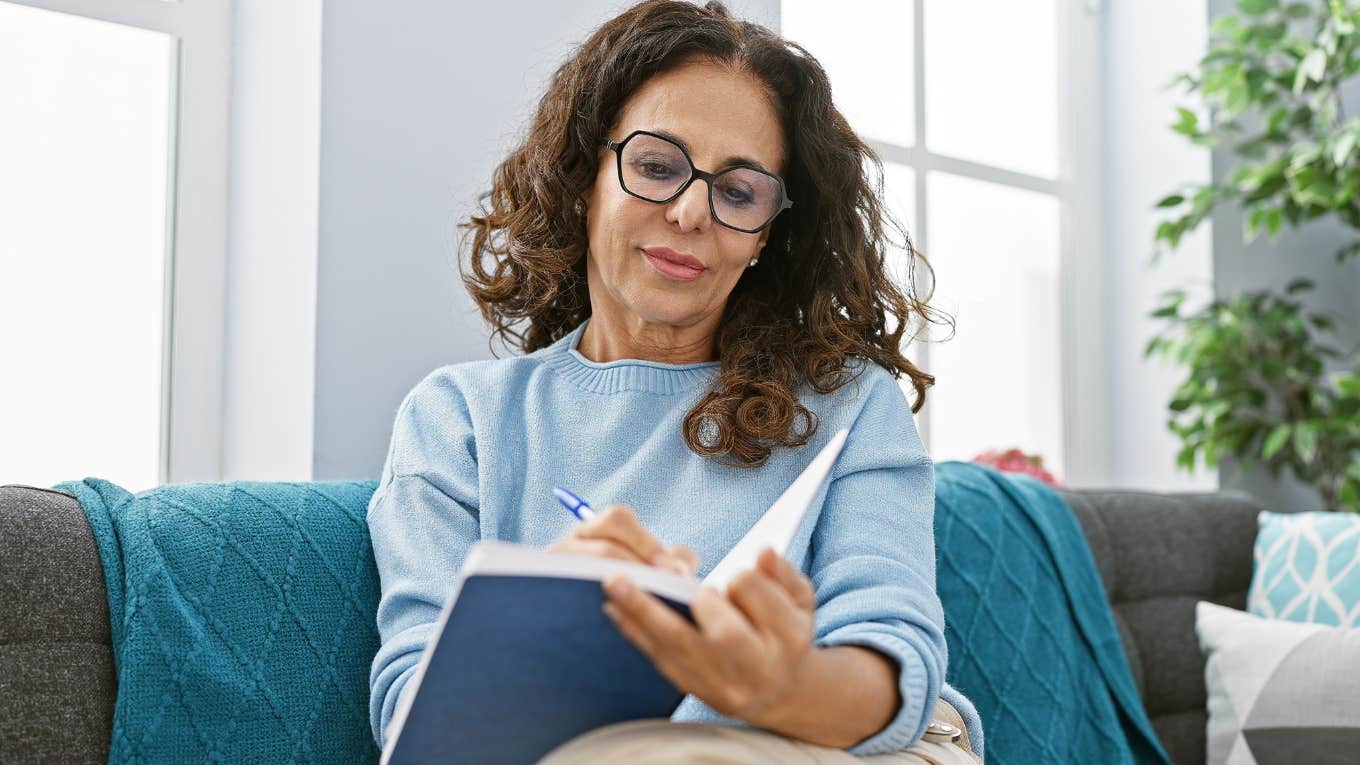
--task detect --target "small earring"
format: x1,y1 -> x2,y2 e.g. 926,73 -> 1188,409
574,199 -> 585,215
748,257 -> 759,268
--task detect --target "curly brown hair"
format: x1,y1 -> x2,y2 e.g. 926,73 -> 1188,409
459,0 -> 949,467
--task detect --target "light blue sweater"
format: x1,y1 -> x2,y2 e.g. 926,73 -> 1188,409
366,319 -> 984,757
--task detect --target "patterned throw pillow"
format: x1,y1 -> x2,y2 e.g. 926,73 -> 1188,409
1247,510 -> 1360,627
1195,602 -> 1360,765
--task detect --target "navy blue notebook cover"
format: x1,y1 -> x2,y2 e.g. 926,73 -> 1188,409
381,544 -> 698,765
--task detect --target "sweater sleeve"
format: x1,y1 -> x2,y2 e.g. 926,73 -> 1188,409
366,372 -> 482,749
808,365 -> 947,755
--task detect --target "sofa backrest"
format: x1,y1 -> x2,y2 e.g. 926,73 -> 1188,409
1060,488 -> 1263,765
0,482 -> 1265,765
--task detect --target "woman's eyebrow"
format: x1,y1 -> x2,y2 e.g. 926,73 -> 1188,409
651,128 -> 772,174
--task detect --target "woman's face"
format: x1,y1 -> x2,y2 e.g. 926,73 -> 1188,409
582,58 -> 786,333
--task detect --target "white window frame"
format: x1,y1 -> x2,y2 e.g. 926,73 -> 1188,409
7,0 -> 232,484
779,0 -> 1108,485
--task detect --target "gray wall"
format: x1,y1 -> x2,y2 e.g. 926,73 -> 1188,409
311,0 -> 780,479
1206,0 -> 1360,511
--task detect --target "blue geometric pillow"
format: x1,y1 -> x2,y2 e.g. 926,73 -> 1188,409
1247,511 -> 1360,627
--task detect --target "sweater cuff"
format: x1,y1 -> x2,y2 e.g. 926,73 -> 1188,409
816,626 -> 939,756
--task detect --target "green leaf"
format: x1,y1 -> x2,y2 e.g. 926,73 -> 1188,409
1333,130 -> 1358,167
1262,423 -> 1292,459
1176,444 -> 1199,471
1157,193 -> 1186,208
1285,277 -> 1314,293
1294,48 -> 1327,94
1293,422 -> 1319,463
1246,207 -> 1266,239
1284,2 -> 1315,19
1266,207 -> 1284,236
1266,105 -> 1291,132
1237,0 -> 1279,15
1336,241 -> 1360,262
1172,107 -> 1200,137
1337,373 -> 1360,397
1339,477 -> 1359,510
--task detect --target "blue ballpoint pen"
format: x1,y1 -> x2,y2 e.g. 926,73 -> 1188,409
552,486 -> 596,521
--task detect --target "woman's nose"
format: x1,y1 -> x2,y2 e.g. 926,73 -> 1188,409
665,179 -> 712,233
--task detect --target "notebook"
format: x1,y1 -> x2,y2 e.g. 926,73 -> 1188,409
380,428 -> 850,765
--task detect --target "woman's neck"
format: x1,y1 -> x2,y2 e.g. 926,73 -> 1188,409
577,313 -> 719,365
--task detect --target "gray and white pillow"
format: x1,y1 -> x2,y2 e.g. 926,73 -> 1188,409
1195,601 -> 1360,765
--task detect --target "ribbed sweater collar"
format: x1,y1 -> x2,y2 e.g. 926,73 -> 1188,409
541,319 -> 719,395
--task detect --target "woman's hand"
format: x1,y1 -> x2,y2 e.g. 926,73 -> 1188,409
547,504 -> 698,577
601,545 -> 818,728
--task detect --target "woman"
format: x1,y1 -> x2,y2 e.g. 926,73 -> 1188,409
367,2 -> 982,762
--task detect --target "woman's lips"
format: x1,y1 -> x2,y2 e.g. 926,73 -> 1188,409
641,248 -> 706,281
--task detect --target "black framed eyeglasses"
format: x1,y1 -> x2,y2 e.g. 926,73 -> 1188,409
601,129 -> 794,234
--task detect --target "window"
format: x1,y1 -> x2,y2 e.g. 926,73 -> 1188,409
782,0 -> 1099,481
0,0 -> 231,492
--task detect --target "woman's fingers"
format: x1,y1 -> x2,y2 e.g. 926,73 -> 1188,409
689,585 -> 754,641
553,504 -> 696,576
571,505 -> 664,563
756,547 -> 816,611
547,536 -> 649,564
726,567 -> 806,637
664,544 -> 699,577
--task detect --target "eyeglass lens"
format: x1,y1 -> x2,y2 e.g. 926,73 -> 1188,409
619,133 -> 782,231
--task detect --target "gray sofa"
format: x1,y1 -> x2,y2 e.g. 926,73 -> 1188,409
0,481 -> 1264,764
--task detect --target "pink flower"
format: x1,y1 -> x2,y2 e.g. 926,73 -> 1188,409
971,447 -> 1061,487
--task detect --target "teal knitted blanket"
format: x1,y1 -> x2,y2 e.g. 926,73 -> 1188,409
58,464 -> 1168,764
933,461 -> 1171,765
57,478 -> 384,764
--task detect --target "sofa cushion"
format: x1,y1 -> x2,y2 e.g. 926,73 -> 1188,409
1061,488 -> 1262,765
0,485 -> 115,765
1248,510 -> 1360,627
1196,601 -> 1360,764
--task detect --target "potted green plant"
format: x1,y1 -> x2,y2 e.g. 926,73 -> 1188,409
1147,0 -> 1360,511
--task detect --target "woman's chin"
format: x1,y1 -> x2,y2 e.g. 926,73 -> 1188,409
626,301 -> 708,329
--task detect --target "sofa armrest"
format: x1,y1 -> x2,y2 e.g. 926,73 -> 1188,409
0,484 -> 115,764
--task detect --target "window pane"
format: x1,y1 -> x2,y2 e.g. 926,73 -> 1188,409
924,0 -> 1058,179
0,3 -> 175,493
922,172 -> 1063,475
781,0 -> 913,146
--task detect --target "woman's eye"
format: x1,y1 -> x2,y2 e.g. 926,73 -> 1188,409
639,161 -> 677,178
722,186 -> 754,206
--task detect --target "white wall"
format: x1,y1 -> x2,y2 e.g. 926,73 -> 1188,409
1100,0 -> 1219,491
223,0 -> 322,481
